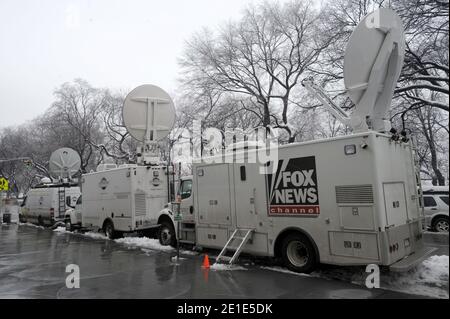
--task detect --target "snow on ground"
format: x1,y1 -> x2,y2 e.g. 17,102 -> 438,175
382,255 -> 449,299
84,232 -> 108,240
210,263 -> 247,271
19,222 -> 45,229
306,255 -> 449,299
115,236 -> 174,252
261,257 -> 448,299
52,226 -> 199,255
261,266 -> 311,277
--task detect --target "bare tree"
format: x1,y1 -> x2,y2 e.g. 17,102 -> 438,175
179,0 -> 329,142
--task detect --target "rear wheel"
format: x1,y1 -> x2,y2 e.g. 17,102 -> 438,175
281,233 -> 317,273
158,221 -> 176,247
433,216 -> 449,233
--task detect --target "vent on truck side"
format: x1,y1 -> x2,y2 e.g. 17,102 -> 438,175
336,185 -> 374,203
135,193 -> 146,216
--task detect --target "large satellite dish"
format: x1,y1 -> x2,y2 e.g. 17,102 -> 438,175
344,8 -> 405,131
49,147 -> 81,179
123,84 -> 176,142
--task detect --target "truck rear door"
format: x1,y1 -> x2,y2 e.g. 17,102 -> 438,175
383,182 -> 408,226
234,163 -> 268,230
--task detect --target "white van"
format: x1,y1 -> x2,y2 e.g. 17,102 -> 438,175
21,183 -> 81,227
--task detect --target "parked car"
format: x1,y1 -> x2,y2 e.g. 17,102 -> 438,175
422,186 -> 449,233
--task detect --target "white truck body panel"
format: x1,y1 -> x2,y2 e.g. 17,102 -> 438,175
81,164 -> 171,232
189,131 -> 427,267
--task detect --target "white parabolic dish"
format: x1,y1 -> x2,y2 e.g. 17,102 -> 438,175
49,147 -> 81,178
123,84 -> 176,142
344,8 -> 405,105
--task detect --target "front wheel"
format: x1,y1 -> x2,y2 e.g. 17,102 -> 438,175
103,220 -> 121,239
433,216 -> 449,233
281,233 -> 317,273
158,221 -> 176,247
65,219 -> 73,232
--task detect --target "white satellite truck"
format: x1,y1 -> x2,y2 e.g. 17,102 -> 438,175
170,9 -> 435,273
73,85 -> 178,240
21,148 -> 81,227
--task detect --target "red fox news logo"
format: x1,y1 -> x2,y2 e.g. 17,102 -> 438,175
267,156 -> 319,216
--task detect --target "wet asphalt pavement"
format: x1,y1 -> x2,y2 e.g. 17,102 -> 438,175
0,223 -> 446,299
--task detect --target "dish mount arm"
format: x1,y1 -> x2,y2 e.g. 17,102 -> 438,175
301,78 -> 351,128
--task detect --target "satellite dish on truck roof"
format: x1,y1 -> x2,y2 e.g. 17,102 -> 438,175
49,147 -> 81,179
123,84 -> 176,142
344,8 -> 405,131
302,8 -> 405,132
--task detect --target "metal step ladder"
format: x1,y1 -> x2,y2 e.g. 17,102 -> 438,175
58,187 -> 66,218
215,228 -> 253,265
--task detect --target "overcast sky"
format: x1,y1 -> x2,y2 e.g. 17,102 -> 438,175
0,0 -> 280,128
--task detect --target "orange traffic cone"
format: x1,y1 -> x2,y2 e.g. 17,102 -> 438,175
202,254 -> 210,269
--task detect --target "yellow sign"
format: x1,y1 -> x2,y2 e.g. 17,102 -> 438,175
0,178 -> 9,191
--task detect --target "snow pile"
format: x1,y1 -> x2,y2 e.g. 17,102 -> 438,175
210,263 -> 247,271
114,236 -> 174,252
54,226 -> 68,233
384,255 -> 449,299
83,232 -> 108,240
53,226 -> 108,240
261,266 -> 310,277
19,222 -> 45,229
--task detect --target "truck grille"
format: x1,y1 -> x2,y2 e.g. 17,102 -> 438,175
135,193 -> 147,216
335,185 -> 374,204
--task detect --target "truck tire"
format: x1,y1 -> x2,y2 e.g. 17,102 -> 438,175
65,219 -> 74,232
281,233 -> 317,273
103,220 -> 121,239
158,221 -> 176,247
433,216 -> 449,233
19,214 -> 26,223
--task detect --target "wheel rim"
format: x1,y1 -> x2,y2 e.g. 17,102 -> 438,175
65,221 -> 71,230
286,240 -> 309,268
436,220 -> 449,232
160,227 -> 172,245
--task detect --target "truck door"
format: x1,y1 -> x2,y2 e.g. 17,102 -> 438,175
196,164 -> 232,225
383,182 -> 408,226
179,178 -> 194,223
234,164 -> 268,230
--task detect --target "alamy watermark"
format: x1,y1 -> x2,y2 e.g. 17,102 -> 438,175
365,264 -> 380,289
170,120 -> 280,174
66,264 -> 80,288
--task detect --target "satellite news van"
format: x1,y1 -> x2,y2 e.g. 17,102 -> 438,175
75,85 -> 177,240
21,148 -> 81,227
171,9 -> 435,273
